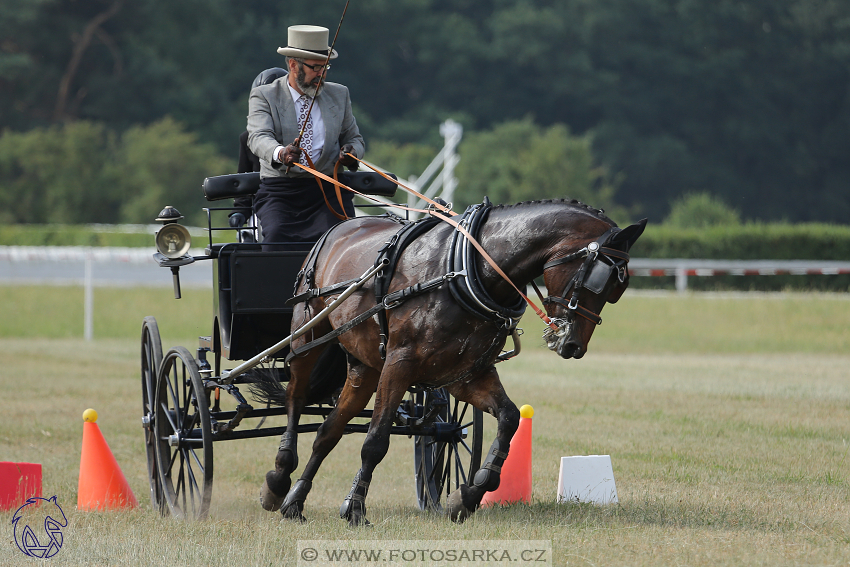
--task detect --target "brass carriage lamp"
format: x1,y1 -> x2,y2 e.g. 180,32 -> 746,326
154,206 -> 193,299
154,206 -> 191,259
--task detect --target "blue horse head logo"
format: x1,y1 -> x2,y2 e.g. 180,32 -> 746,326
11,496 -> 67,559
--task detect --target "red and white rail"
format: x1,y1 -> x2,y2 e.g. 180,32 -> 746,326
628,259 -> 850,292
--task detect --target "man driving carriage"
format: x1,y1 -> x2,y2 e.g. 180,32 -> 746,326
246,25 -> 365,248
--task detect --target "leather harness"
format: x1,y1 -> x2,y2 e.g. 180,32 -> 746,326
284,208 -> 522,362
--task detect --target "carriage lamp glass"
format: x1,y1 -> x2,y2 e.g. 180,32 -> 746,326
155,223 -> 191,259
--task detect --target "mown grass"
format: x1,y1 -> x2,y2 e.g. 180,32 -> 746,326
0,289 -> 848,566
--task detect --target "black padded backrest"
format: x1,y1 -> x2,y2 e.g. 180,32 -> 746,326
202,170 -> 399,201
346,171 -> 398,197
203,172 -> 261,202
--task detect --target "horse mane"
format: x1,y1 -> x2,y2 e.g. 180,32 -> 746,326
490,198 -> 616,226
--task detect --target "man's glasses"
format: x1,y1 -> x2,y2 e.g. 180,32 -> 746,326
299,61 -> 330,73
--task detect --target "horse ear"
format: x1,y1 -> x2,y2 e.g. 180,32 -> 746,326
612,218 -> 647,251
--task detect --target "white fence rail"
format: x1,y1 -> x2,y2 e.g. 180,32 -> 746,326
0,246 -> 209,341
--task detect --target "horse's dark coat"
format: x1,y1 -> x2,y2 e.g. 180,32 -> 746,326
252,200 -> 646,524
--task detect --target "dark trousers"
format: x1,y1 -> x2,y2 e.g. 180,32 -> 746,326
255,176 -> 355,249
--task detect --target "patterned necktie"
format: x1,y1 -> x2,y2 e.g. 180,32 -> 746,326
297,94 -> 314,166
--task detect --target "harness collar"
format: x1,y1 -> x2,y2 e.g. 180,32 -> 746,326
447,202 -> 527,328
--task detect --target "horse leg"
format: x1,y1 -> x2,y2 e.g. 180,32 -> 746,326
279,360 -> 380,522
259,344 -> 325,511
444,367 -> 519,523
339,368 -> 412,527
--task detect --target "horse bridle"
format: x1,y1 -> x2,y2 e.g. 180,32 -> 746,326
541,228 -> 630,345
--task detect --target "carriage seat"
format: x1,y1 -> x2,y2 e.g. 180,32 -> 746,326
202,171 -> 399,201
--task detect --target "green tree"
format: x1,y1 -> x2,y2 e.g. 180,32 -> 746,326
2,0 -> 850,224
664,192 -> 742,228
360,140 -> 437,182
0,121 -> 119,224
115,117 -> 233,225
454,118 -> 624,218
0,118 -> 233,226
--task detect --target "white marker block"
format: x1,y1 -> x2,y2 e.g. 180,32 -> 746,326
557,455 -> 618,504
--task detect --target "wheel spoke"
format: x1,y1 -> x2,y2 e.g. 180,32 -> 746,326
441,464 -> 451,497
180,456 -> 188,516
458,438 -> 473,456
160,400 -> 179,432
455,401 -> 468,424
166,372 -> 180,416
187,445 -> 205,473
184,448 -> 200,515
453,445 -> 468,485
176,451 -> 185,497
429,443 -> 447,485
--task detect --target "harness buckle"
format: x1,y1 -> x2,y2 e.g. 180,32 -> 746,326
568,297 -> 579,310
426,200 -> 453,213
379,334 -> 387,359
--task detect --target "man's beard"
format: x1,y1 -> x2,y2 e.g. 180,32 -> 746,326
296,65 -> 322,97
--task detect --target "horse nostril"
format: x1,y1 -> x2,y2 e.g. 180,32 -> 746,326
559,340 -> 584,359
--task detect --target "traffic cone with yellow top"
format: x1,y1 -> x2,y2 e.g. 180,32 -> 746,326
480,404 -> 533,507
77,408 -> 138,511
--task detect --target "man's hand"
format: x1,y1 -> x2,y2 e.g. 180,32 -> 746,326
338,144 -> 358,171
229,212 -> 246,228
281,144 -> 302,166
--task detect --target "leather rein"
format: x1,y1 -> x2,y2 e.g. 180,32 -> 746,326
293,155 -> 629,333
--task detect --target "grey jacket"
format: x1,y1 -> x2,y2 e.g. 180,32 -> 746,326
246,78 -> 365,179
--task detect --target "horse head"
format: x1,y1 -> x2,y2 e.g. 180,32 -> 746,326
542,218 -> 647,359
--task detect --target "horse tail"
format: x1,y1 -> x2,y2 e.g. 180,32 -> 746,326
247,343 -> 348,407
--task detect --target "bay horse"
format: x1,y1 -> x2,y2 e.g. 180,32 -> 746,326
251,198 -> 646,525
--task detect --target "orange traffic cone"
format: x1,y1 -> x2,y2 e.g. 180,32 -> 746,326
480,404 -> 533,507
77,409 -> 138,511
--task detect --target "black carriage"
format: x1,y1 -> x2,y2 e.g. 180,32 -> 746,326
140,171 -> 483,520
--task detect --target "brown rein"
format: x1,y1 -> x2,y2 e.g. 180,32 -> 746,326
293,155 -> 559,331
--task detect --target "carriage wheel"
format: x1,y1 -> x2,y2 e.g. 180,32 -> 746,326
154,346 -> 214,520
413,389 -> 483,512
140,316 -> 165,513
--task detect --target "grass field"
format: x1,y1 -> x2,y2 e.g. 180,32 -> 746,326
1,287 -> 848,566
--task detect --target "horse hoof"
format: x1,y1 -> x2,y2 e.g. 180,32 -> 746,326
259,474 -> 289,512
446,487 -> 474,523
281,503 -> 307,523
347,515 -> 371,528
